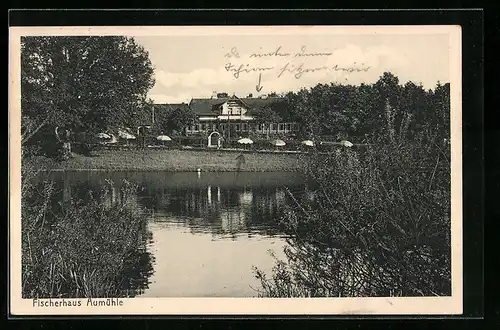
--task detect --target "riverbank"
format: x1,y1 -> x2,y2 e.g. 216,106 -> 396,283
30,149 -> 307,172
22,179 -> 152,298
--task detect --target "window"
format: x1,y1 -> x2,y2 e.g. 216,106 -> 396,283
278,123 -> 284,132
242,123 -> 248,131
201,124 -> 206,131
195,124 -> 199,131
235,124 -> 240,131
271,124 -> 277,131
286,123 -> 291,132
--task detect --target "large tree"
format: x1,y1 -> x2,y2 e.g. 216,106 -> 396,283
253,106 -> 282,139
21,36 -> 155,157
284,89 -> 320,139
153,105 -> 198,136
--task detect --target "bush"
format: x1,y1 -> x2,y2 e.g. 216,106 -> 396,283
254,138 -> 451,297
21,163 -> 153,298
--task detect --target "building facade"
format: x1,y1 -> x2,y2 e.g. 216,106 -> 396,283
153,94 -> 297,139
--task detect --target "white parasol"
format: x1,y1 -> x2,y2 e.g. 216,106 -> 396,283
118,129 -> 136,140
156,135 -> 172,141
340,140 -> 354,147
301,140 -> 315,147
97,133 -> 111,139
270,139 -> 286,147
237,138 -> 254,145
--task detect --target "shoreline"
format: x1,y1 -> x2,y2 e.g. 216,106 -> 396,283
44,168 -> 304,173
28,149 -> 307,173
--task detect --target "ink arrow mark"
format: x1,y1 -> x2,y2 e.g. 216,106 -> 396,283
255,73 -> 263,92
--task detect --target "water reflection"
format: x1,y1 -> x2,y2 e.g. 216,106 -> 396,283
26,175 -> 155,298
142,185 -> 293,238
44,171 -> 313,297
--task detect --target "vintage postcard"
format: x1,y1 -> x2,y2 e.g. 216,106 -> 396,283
9,25 -> 462,315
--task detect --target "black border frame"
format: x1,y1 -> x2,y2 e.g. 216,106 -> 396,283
7,8 -> 484,325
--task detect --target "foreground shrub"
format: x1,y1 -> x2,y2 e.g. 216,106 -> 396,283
254,138 -> 451,297
21,162 -> 153,298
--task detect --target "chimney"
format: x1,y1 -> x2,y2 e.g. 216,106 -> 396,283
247,93 -> 253,98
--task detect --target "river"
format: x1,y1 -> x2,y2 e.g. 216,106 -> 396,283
46,171 -> 315,297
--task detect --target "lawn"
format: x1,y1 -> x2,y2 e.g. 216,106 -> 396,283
33,149 -> 308,172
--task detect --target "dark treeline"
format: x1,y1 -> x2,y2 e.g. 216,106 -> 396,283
269,72 -> 450,146
21,36 -> 155,159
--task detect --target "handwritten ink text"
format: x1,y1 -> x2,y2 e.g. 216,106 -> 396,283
278,62 -> 371,79
224,47 -> 241,58
249,46 -> 290,58
294,46 -> 333,57
225,63 -> 275,79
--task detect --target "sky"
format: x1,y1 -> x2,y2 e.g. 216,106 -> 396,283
134,32 -> 451,104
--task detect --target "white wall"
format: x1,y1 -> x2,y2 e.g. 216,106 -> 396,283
220,100 -> 248,116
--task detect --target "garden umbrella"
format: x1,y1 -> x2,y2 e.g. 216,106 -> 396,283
237,137 -> 253,150
270,139 -> 286,147
340,140 -> 353,147
118,129 -> 136,140
97,132 -> 111,139
157,135 -> 172,146
97,132 -> 115,145
301,140 -> 315,147
157,135 -> 172,141
118,129 -> 136,145
237,137 -> 253,145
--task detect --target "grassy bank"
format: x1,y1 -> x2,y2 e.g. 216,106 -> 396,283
31,149 -> 307,172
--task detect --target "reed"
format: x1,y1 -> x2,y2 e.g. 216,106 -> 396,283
21,159 -> 153,298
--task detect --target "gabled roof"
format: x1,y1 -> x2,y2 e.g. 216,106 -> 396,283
239,97 -> 286,112
187,96 -> 286,116
155,103 -> 190,111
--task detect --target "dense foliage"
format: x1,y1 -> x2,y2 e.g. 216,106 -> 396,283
264,72 -> 450,144
254,73 -> 451,297
21,162 -> 153,298
21,36 -> 155,157
152,105 -> 198,136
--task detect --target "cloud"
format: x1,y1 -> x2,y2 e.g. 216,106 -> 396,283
155,70 -> 181,88
149,93 -> 191,104
155,66 -> 238,89
149,44 -> 425,101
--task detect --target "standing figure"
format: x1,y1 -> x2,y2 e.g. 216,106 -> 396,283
235,154 -> 245,172
55,126 -> 72,160
217,136 -> 223,150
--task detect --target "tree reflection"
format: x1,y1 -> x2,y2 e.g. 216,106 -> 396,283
139,184 -> 294,237
27,176 -> 155,298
